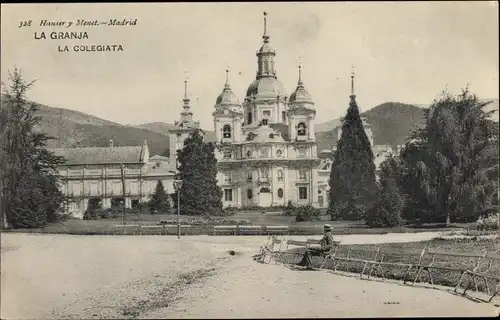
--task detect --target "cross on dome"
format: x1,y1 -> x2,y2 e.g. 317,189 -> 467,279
262,11 -> 269,43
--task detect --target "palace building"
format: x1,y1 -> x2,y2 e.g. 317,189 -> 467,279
54,12 -> 395,218
166,12 -> 393,209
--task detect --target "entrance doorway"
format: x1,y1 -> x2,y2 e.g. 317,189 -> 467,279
111,198 -> 125,209
318,195 -> 324,208
258,187 -> 272,207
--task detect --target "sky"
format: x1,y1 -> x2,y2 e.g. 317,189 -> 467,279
1,2 -> 498,130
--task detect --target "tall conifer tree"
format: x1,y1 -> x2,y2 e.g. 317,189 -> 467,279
327,70 -> 378,220
176,130 -> 222,215
1,68 -> 66,228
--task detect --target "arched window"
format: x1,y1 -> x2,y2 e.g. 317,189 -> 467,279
248,112 -> 253,125
297,122 -> 307,136
223,125 -> 232,138
277,169 -> 283,182
247,189 -> 253,199
246,150 -> 252,158
277,188 -> 284,199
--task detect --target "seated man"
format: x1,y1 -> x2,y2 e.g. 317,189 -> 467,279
296,224 -> 334,269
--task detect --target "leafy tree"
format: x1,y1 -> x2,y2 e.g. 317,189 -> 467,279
327,93 -> 378,221
0,68 -> 66,228
149,180 -> 171,214
399,89 -> 499,225
366,155 -> 404,227
176,130 -> 222,215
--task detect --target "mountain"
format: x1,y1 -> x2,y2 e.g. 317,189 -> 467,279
315,102 -> 426,151
315,99 -> 499,151
133,122 -> 216,142
3,95 -> 495,159
1,95 -> 171,156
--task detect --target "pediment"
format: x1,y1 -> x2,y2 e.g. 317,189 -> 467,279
288,105 -> 316,115
212,107 -> 243,117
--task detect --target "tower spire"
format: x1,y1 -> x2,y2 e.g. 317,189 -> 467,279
184,70 -> 189,101
224,67 -> 230,89
298,56 -> 303,86
262,11 -> 269,43
180,70 -> 193,123
350,64 -> 355,97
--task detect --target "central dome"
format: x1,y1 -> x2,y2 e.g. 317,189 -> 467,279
246,77 -> 286,99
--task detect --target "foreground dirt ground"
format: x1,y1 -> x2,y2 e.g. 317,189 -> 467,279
2,233 -> 499,319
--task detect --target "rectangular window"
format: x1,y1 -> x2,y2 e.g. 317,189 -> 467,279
277,170 -> 283,182
224,189 -> 233,202
90,182 -> 99,195
223,173 -> 232,184
112,181 -> 122,194
282,111 -> 286,122
247,171 -> 253,182
298,170 -> 307,181
72,182 -> 82,195
263,110 -> 271,117
299,187 -> 308,200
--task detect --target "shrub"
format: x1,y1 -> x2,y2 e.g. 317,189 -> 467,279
83,209 -> 97,220
295,204 -> 321,222
366,205 -> 403,228
283,201 -> 294,216
238,205 -> 286,213
476,213 -> 499,230
221,206 -> 239,216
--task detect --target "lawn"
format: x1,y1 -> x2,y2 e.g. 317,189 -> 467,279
280,238 -> 499,294
2,212 -> 476,236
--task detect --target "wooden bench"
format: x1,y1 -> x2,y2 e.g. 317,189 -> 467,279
140,225 -> 165,235
238,225 -> 262,235
213,225 -> 238,236
263,236 -> 287,264
265,225 -> 289,235
111,224 -> 141,235
162,224 -> 191,235
460,271 -> 500,302
414,248 -> 497,287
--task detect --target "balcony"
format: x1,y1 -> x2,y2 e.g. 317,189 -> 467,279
297,173 -> 309,183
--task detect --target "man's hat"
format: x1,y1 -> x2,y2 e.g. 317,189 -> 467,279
323,224 -> 332,230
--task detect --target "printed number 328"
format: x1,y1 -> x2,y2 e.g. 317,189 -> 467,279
19,20 -> 32,28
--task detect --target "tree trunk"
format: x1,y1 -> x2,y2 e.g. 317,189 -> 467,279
445,212 -> 451,226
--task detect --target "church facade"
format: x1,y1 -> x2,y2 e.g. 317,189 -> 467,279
167,12 -> 394,209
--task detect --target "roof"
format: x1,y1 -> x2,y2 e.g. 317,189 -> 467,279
269,123 -> 290,141
143,165 -> 175,177
289,83 -> 314,104
149,154 -> 170,162
243,124 -> 286,143
246,77 -> 286,99
50,146 -> 146,165
216,85 -> 241,106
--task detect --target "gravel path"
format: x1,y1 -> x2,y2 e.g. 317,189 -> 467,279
142,255 -> 499,318
2,232 -> 498,319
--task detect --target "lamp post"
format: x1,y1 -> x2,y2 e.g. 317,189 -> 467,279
173,178 -> 183,240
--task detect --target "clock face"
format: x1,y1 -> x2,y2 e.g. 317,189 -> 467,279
224,109 -> 229,115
